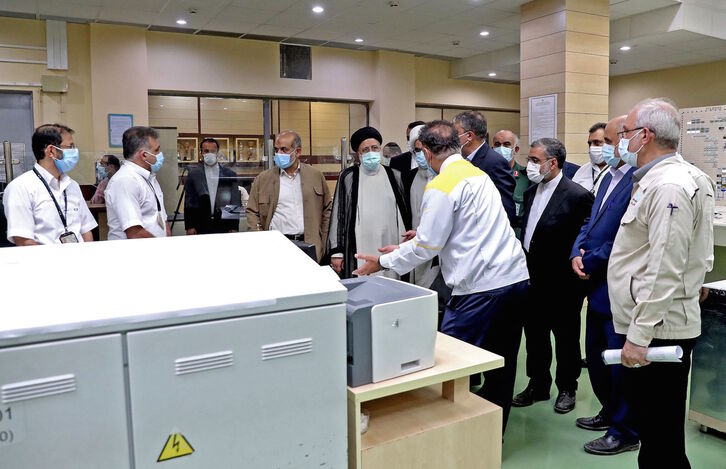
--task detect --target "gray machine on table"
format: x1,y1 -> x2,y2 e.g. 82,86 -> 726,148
0,231 -> 347,468
342,276 -> 438,387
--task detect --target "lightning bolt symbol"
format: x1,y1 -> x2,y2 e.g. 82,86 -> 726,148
172,434 -> 180,452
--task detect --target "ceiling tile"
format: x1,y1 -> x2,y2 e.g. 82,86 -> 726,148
214,5 -> 279,24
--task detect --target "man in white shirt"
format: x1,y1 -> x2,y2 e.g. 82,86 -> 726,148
513,138 -> 593,414
3,123 -> 96,245
354,121 -> 529,433
246,130 -> 332,261
573,122 -> 608,193
106,126 -> 170,240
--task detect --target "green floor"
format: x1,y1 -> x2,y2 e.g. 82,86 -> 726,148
501,308 -> 726,468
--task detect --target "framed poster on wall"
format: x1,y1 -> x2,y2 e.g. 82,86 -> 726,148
235,138 -> 260,162
108,113 -> 133,147
528,94 -> 557,144
177,137 -> 198,163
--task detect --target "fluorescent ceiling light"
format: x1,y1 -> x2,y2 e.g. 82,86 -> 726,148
355,38 -> 364,43
479,31 -> 489,37
312,6 -> 324,14
176,19 -> 187,25
619,45 -> 631,51
488,72 -> 497,77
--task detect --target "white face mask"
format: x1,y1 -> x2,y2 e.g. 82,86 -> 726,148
203,152 -> 218,166
589,145 -> 604,165
526,160 -> 551,184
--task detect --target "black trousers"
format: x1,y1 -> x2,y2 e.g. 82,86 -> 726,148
523,284 -> 584,393
585,306 -> 637,442
624,338 -> 696,469
441,280 -> 528,432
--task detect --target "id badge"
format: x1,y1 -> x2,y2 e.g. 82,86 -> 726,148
157,212 -> 165,229
59,232 -> 79,244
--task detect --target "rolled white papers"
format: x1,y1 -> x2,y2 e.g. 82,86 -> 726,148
602,346 -> 683,365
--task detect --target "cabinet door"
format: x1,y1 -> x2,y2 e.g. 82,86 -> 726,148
0,335 -> 129,469
127,304 -> 347,468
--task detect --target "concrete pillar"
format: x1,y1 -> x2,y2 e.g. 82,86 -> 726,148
369,50 -> 416,150
89,24 -> 150,154
519,0 -> 609,164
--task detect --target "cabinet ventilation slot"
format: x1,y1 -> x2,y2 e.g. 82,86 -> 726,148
2,374 -> 76,403
175,351 -> 234,376
261,338 -> 313,361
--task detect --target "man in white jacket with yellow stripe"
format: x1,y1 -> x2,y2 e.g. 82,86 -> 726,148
354,120 -> 529,432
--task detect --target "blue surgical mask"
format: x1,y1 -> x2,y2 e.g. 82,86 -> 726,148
602,143 -> 619,168
618,129 -> 643,168
51,146 -> 79,173
144,150 -> 164,173
428,166 -> 438,177
97,163 -> 107,180
274,153 -> 293,169
361,151 -> 381,171
494,146 -> 513,162
414,150 -> 429,170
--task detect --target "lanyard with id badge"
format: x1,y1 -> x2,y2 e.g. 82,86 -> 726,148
33,168 -> 78,243
143,176 -> 165,230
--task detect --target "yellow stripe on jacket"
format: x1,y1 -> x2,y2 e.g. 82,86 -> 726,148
425,159 -> 486,195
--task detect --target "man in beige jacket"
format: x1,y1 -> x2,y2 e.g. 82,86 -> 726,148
608,98 -> 714,468
246,130 -> 332,262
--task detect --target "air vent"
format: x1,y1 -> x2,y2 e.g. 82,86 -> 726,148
280,44 -> 312,80
175,350 -> 234,376
2,374 -> 76,403
261,338 -> 313,361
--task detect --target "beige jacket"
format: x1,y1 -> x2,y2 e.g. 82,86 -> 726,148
246,163 -> 332,261
608,154 -> 714,346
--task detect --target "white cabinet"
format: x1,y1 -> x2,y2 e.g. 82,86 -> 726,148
0,335 -> 129,468
126,305 -> 347,468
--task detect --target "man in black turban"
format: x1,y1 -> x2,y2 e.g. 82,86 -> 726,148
326,126 -> 410,279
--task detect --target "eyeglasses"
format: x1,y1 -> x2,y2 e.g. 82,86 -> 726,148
617,126 -> 644,138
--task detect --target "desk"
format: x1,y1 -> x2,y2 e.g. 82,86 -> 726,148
87,203 -> 108,240
348,332 -> 504,469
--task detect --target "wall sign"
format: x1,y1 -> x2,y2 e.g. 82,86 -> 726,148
108,114 -> 134,148
528,94 -> 558,144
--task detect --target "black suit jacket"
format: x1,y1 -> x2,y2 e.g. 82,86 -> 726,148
521,173 -> 594,286
389,151 -> 417,202
469,143 -> 516,226
184,164 -> 242,234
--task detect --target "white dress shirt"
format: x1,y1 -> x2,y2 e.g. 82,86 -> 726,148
523,171 -> 563,251
599,164 -> 633,210
204,163 -> 219,212
572,161 -> 606,193
3,163 -> 97,244
105,162 -> 167,239
269,167 -> 304,235
380,154 -> 529,296
465,141 -> 486,162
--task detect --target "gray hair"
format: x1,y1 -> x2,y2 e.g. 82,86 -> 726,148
633,97 -> 680,149
122,126 -> 159,159
278,130 -> 302,150
419,120 -> 461,160
452,111 -> 488,139
531,138 -> 566,168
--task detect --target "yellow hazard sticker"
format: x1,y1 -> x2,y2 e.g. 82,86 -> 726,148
157,433 -> 194,462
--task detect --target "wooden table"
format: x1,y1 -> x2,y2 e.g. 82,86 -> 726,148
348,332 -> 505,469
87,203 -> 108,240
